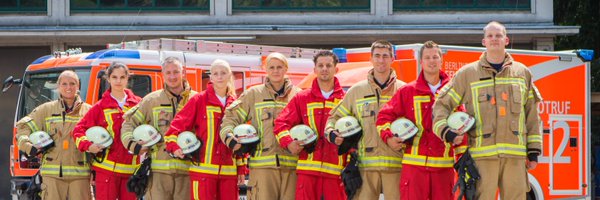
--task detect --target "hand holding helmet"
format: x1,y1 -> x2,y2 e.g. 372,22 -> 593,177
85,126 -> 112,153
289,124 -> 317,154
232,124 -> 260,156
334,116 -> 363,155
29,131 -> 55,155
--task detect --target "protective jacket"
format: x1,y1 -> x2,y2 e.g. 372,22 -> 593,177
121,81 -> 197,175
433,52 -> 543,159
274,78 -> 346,179
377,70 -> 467,169
325,69 -> 405,171
165,83 -> 244,178
220,78 -> 301,169
73,89 -> 141,176
16,95 -> 92,178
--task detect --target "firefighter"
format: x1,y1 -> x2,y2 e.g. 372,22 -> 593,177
165,59 -> 245,200
376,41 -> 468,200
273,51 -> 347,200
432,21 -> 543,199
120,57 -> 197,200
15,70 -> 92,200
325,40 -> 406,200
220,52 -> 302,200
73,62 -> 142,200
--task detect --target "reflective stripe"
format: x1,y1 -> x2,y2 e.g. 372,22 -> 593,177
235,108 -> 248,120
470,80 -> 494,147
17,135 -> 30,143
25,119 -> 40,132
433,119 -> 447,137
150,158 -> 190,171
164,135 -> 177,143
193,181 -> 199,200
297,159 -> 344,175
248,155 -> 298,167
355,98 -> 376,156
376,122 -> 390,136
337,105 -> 351,117
40,164 -> 90,176
470,143 -> 527,158
204,106 -> 221,165
402,154 -> 454,168
189,163 -> 237,176
133,108 -> 145,123
276,130 -> 290,141
92,157 -> 138,174
527,135 -> 542,144
75,136 -> 88,148
254,101 -> 286,157
411,96 -> 430,155
358,156 -> 403,168
455,145 -> 468,155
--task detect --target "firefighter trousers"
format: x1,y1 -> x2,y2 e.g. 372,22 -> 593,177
295,174 -> 346,200
40,176 -> 91,200
247,168 -> 297,200
400,165 -> 454,200
353,169 -> 401,200
146,172 -> 190,200
94,170 -> 137,200
475,157 -> 529,200
190,175 -> 238,200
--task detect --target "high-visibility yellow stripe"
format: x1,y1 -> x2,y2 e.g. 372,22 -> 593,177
25,119 -> 40,132
204,106 -> 221,165
276,130 -> 290,141
193,181 -> 199,200
402,154 -> 454,168
92,156 -> 139,174
297,159 -> 344,175
150,157 -> 190,171
248,155 -> 298,167
358,156 -> 403,168
40,164 -> 91,176
527,135 -> 543,144
411,96 -> 430,155
470,143 -> 527,158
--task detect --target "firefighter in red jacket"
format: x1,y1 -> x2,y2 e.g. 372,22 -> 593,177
376,41 -> 467,200
274,51 -> 347,200
165,59 -> 246,200
73,63 -> 142,200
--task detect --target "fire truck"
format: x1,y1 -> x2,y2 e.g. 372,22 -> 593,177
3,38 -> 320,199
4,39 -> 594,200
298,44 -> 594,200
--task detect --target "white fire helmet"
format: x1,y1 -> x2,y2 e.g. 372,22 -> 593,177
289,124 -> 317,145
132,124 -> 162,147
85,126 -> 113,148
233,124 -> 260,144
176,131 -> 201,154
29,131 -> 54,149
390,118 -> 418,140
335,116 -> 362,138
447,111 -> 475,134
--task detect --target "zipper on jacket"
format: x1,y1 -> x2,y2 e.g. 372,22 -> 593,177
171,98 -> 177,115
375,89 -> 381,106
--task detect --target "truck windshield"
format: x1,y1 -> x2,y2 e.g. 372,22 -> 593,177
18,69 -> 91,120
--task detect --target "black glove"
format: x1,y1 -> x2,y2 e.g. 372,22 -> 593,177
528,152 -> 540,162
328,131 -> 338,144
444,129 -> 458,143
127,157 -> 152,199
342,152 -> 362,199
304,142 -> 317,154
338,131 -> 362,155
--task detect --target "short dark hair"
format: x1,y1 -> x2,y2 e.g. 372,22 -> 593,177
371,40 -> 394,58
313,51 -> 339,66
419,41 -> 443,61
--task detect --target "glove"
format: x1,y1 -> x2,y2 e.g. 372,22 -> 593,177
25,171 -> 43,200
127,157 -> 152,199
342,152 -> 362,199
338,132 -> 361,155
304,142 -> 317,154
444,129 -> 458,143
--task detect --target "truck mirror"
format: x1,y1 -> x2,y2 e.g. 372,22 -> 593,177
2,76 -> 22,93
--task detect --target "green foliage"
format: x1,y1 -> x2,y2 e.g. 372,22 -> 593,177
554,0 -> 600,92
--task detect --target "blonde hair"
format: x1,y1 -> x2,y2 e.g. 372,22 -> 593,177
265,52 -> 289,69
57,70 -> 80,85
210,59 -> 236,98
483,21 -> 507,35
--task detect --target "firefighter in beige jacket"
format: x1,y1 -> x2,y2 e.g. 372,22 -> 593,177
432,21 -> 542,200
220,53 -> 301,200
15,70 -> 92,200
121,57 -> 197,200
325,40 -> 406,200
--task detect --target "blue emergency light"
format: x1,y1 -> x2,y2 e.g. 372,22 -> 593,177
575,49 -> 594,62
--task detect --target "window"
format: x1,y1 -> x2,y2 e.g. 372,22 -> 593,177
233,0 -> 369,11
70,0 -> 209,12
393,0 -> 530,11
18,69 -> 91,120
99,74 -> 152,100
0,0 -> 46,12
